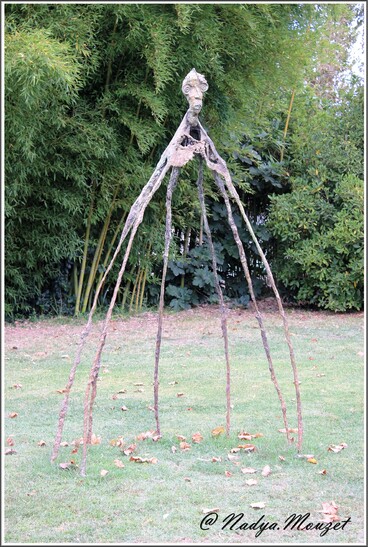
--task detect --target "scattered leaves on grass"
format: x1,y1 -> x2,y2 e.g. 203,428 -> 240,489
261,465 -> 271,476
250,502 -> 266,509
109,436 -> 124,447
5,448 -> 17,455
176,435 -> 186,442
123,444 -> 137,456
225,470 -> 233,477
212,456 -> 222,462
238,444 -> 256,452
317,501 -> 340,523
307,457 -> 318,464
245,479 -> 258,486
318,469 -> 327,475
8,412 -> 18,418
37,440 -> 46,447
278,428 -> 298,433
241,467 -> 257,474
136,430 -> 155,441
192,432 -> 203,444
6,437 -> 14,446
90,434 -> 101,445
211,426 -> 225,437
328,443 -> 347,453
100,469 -> 109,477
129,456 -> 158,464
238,432 -> 263,440
180,442 -> 191,451
121,406 -> 128,412
202,508 -> 219,515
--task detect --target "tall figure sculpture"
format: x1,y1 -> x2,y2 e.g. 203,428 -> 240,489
51,69 -> 303,476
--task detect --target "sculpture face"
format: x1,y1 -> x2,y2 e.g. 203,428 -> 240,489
182,69 -> 208,115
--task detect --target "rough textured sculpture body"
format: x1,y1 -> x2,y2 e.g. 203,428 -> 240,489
52,69 -> 303,476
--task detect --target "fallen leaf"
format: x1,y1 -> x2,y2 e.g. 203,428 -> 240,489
118,389 -> 127,394
261,465 -> 271,476
91,434 -> 101,445
148,405 -> 155,411
152,434 -> 161,442
227,454 -> 240,462
171,446 -> 177,454
307,457 -> 318,464
60,441 -> 69,447
328,442 -> 347,453
6,437 -> 15,446
245,479 -> 258,486
71,438 -> 84,446
241,467 -> 257,474
5,448 -> 17,455
37,440 -> 46,447
133,383 -> 144,386
136,430 -> 155,441
100,469 -> 109,477
238,432 -> 263,440
316,373 -> 326,378
225,470 -> 233,477
230,447 -> 241,453
318,469 -> 327,475
59,461 -> 77,470
202,508 -> 220,515
317,501 -> 340,523
187,407 -> 193,411
109,436 -> 124,447
211,426 -> 225,437
12,383 -> 22,389
238,444 -> 256,452
129,456 -> 158,464
180,442 -> 191,451
279,455 -> 286,461
26,490 -> 37,496
71,448 -> 78,454
278,428 -> 298,433
56,389 -> 67,394
192,432 -> 203,444
297,453 -> 315,459
250,502 -> 266,509
176,435 -> 186,442
8,412 -> 18,419
111,394 -> 118,400
212,456 -> 222,462
135,388 -> 144,393
121,406 -> 128,412
168,381 -> 178,385
177,392 -> 185,397
123,444 -> 137,456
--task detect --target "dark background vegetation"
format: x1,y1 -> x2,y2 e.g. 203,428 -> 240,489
5,2 -> 364,319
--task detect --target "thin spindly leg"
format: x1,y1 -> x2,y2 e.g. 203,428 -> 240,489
153,167 -> 181,435
197,159 -> 231,436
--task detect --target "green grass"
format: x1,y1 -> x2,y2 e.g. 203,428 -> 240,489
4,306 -> 365,543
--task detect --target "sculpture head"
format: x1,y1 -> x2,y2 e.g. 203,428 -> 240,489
182,68 -> 208,117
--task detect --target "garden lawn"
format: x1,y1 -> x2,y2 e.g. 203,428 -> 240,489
4,304 -> 365,544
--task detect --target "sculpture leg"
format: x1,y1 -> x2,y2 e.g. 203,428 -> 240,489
213,173 -> 291,443
221,171 -> 303,451
51,158 -> 170,463
153,167 -> 180,435
197,160 -> 231,436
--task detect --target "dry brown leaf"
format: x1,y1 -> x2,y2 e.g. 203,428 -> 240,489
56,389 -> 67,394
111,394 -> 118,400
152,434 -> 161,442
121,405 -> 128,412
187,407 -> 193,411
318,469 -> 327,475
192,432 -> 203,444
211,426 -> 225,437
148,405 -> 155,412
168,381 -> 178,385
26,490 -> 37,496
238,444 -> 256,452
225,470 -> 232,477
238,432 -> 263,440
177,392 -> 185,397
307,457 -> 318,464
118,389 -> 127,394
241,467 -> 257,474
71,448 -> 78,454
60,441 -> 69,447
5,448 -> 17,455
245,479 -> 258,486
230,447 -> 241,453
90,434 -> 101,445
129,456 -> 158,464
59,461 -> 77,470
250,502 -> 266,509
135,388 -> 144,393
261,465 -> 272,477
136,430 -> 155,441
8,412 -> 18,419
12,383 -> 22,389
202,507 -> 220,515
227,453 -> 240,461
133,382 -> 144,386
6,437 -> 15,446
123,444 -> 137,456
297,453 -> 315,459
328,442 -> 347,453
317,501 -> 340,523
278,428 -> 298,433
279,455 -> 286,461
100,469 -> 109,477
176,435 -> 186,442
171,446 -> 177,454
180,442 -> 191,451
37,440 -> 46,447
109,436 -> 124,447
212,456 -> 222,462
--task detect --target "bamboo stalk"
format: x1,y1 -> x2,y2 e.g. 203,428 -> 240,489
75,185 -> 95,315
96,213 -> 127,289
180,227 -> 191,288
134,268 -> 144,312
214,173 -> 291,443
280,89 -> 295,162
153,167 -> 180,435
197,160 -> 231,436
129,267 -> 140,313
139,268 -> 148,311
121,279 -> 131,311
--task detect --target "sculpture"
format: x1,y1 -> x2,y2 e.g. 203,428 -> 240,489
51,69 -> 303,476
